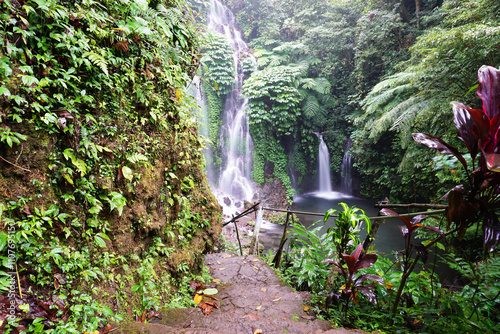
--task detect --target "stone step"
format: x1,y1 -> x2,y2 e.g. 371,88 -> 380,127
115,253 -> 368,334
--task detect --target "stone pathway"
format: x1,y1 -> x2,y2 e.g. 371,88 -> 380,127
117,252 -> 367,334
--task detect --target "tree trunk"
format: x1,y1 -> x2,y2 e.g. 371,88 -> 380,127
415,0 -> 421,29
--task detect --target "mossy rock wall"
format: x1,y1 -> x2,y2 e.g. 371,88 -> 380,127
0,0 -> 221,331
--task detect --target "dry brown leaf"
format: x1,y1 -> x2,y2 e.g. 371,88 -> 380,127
261,288 -> 267,292
198,301 -> 214,315
252,259 -> 260,262
218,268 -> 225,270
194,294 -> 202,304
217,261 -> 221,265
213,279 -> 221,283
303,306 -> 310,312
253,330 -> 263,334
222,254 -> 231,258
203,294 -> 219,301
301,315 -> 316,320
255,305 -> 262,311
252,266 -> 259,270
206,301 -> 219,309
272,297 -> 281,302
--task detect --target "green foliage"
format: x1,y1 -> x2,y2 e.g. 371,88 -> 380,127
353,0 -> 500,200
0,0 -> 220,332
201,32 -> 235,95
324,203 -> 370,260
0,127 -> 27,148
243,65 -> 302,136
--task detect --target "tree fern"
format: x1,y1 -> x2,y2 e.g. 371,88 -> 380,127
302,95 -> 320,118
301,77 -> 331,94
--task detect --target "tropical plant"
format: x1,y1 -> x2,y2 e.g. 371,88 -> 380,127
322,243 -> 382,324
413,65 -> 500,254
324,202 -> 370,261
378,208 -> 445,316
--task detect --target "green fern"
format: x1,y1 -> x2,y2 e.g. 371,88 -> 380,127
302,95 -> 320,118
127,152 -> 148,164
82,51 -> 108,76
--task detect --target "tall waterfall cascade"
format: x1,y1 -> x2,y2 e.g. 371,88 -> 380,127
207,0 -> 255,214
340,140 -> 353,195
314,132 -> 333,193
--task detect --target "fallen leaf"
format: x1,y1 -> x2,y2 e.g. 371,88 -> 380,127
194,294 -> 202,304
198,301 -> 214,315
213,279 -> 221,283
261,288 -> 267,292
206,301 -> 219,309
256,305 -> 262,311
202,288 -> 218,295
272,297 -> 281,302
222,254 -> 231,258
203,294 -> 219,301
301,315 -> 316,320
146,311 -> 161,320
254,330 -> 263,334
252,266 -> 259,270
217,261 -> 221,265
303,306 -> 310,312
218,268 -> 225,270
252,259 -> 260,262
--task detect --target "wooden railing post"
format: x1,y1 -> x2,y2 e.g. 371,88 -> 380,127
272,208 -> 292,268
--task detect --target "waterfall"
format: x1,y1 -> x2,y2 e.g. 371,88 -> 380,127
340,140 -> 353,195
207,0 -> 255,212
340,140 -> 352,195
314,132 -> 333,193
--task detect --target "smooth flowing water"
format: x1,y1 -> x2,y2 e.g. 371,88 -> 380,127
314,133 -> 333,192
206,0 -> 255,214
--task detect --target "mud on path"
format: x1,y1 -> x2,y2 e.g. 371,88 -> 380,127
117,252 -> 367,334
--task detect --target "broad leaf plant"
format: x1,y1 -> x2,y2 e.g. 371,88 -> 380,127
413,65 -> 500,253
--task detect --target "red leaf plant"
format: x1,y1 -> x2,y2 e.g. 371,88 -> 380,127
413,65 -> 500,253
322,243 -> 383,322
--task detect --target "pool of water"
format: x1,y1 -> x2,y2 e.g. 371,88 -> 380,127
258,191 -> 457,284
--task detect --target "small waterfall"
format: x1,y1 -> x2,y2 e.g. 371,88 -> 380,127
340,140 -> 353,195
207,0 -> 255,212
314,132 -> 333,192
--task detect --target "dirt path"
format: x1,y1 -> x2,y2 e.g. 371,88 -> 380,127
117,252 -> 367,334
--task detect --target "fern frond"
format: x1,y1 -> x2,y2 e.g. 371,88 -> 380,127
127,152 -> 148,164
303,95 -> 320,118
304,77 -> 331,94
363,84 -> 414,115
82,51 -> 108,76
390,98 -> 431,132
